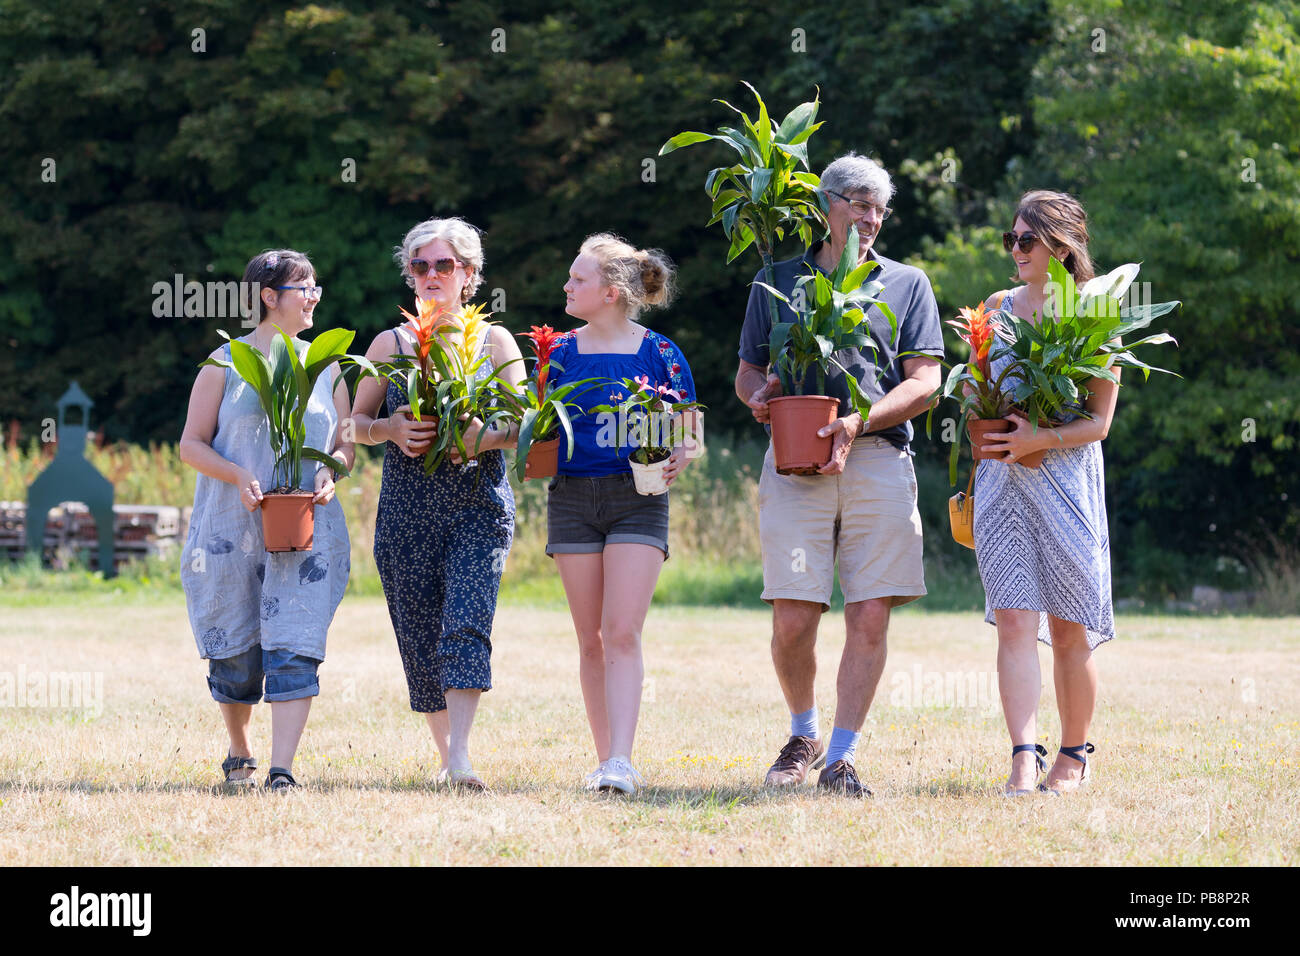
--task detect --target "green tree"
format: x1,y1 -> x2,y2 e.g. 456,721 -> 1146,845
0,0 -> 1047,447
914,0 -> 1300,594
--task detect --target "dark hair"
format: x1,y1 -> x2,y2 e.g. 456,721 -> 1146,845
1012,190 -> 1095,284
240,249 -> 314,318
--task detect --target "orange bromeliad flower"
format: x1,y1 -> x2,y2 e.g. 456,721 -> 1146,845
522,325 -> 563,395
947,303 -> 1001,379
398,296 -> 452,365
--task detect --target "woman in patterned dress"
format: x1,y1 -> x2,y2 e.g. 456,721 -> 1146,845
974,191 -> 1116,796
548,233 -> 702,794
351,218 -> 524,791
180,249 -> 353,790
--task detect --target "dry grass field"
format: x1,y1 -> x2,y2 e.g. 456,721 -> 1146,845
1,594 -> 1296,866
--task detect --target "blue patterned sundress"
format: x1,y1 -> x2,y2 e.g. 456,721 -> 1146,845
372,325 -> 516,713
972,288 -> 1115,648
181,339 -> 351,662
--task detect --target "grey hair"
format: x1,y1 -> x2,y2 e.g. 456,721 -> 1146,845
820,152 -> 895,205
393,217 -> 485,303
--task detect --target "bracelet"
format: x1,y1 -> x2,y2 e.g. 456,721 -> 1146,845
367,419 -> 379,444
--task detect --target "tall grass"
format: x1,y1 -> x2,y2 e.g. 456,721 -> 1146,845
7,436 -> 1289,614
2,437 -> 777,606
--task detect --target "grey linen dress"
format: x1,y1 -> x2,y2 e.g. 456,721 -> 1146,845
181,339 -> 350,663
972,288 -> 1115,649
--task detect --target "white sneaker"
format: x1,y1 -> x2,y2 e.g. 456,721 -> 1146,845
596,756 -> 644,794
582,761 -> 608,791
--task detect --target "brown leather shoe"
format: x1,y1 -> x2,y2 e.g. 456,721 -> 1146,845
817,759 -> 872,797
763,735 -> 826,787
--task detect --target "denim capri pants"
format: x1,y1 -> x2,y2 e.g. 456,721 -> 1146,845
207,645 -> 322,705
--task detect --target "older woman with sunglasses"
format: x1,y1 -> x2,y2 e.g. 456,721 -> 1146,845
974,190 -> 1115,797
351,217 -> 524,790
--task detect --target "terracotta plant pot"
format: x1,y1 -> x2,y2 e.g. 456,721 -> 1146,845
768,395 -> 840,475
967,418 -> 1011,462
261,491 -> 315,552
968,417 -> 1047,468
629,453 -> 671,496
524,436 -> 560,480
1016,447 -> 1046,469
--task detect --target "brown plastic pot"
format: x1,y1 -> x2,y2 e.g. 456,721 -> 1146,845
968,418 -> 1047,468
967,418 -> 1011,462
524,436 -> 559,480
769,395 -> 841,475
261,491 -> 315,552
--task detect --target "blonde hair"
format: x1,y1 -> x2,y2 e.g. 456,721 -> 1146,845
579,232 -> 675,317
394,217 -> 485,303
1013,190 -> 1095,284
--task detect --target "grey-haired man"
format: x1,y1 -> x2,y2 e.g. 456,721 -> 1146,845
735,152 -> 944,796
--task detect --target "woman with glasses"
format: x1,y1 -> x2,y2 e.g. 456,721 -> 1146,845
974,190 -> 1114,797
180,249 -> 352,791
351,217 -> 524,791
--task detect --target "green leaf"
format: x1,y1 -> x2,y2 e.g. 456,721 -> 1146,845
775,97 -> 818,145
226,339 -> 277,422
721,204 -> 739,238
659,131 -> 717,155
304,327 -> 355,382
725,222 -> 756,263
301,447 -> 350,478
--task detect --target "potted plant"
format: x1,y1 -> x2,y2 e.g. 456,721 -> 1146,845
589,376 -> 705,495
663,83 -> 895,474
201,326 -> 355,551
997,257 -> 1181,429
926,300 -> 1025,483
660,82 -> 829,336
754,228 -> 898,473
934,257 -> 1181,483
491,325 -> 600,482
354,297 -> 519,474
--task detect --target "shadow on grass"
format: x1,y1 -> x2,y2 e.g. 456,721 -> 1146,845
0,779 -> 836,804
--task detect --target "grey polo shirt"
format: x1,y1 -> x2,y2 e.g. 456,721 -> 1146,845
737,245 -> 944,452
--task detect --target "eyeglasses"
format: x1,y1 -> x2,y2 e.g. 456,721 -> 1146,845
409,257 -> 463,277
827,190 -> 892,220
274,284 -> 324,298
1002,231 -> 1040,253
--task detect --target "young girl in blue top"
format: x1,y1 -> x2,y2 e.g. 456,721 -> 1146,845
547,233 -> 702,794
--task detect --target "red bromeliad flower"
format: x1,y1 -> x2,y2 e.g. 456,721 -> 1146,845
398,297 -> 451,366
522,325 -> 563,395
947,303 -> 1001,379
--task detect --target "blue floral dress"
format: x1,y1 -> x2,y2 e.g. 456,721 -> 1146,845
973,288 -> 1115,648
373,326 -> 515,713
181,339 -> 350,663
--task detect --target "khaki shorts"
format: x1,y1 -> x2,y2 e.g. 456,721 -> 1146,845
758,437 -> 926,611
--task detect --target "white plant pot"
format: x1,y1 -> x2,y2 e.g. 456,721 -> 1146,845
629,456 -> 671,496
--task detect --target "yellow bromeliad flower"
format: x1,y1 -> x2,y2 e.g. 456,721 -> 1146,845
449,303 -> 493,376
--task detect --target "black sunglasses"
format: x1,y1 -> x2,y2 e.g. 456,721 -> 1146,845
1002,231 -> 1040,253
409,257 -> 462,277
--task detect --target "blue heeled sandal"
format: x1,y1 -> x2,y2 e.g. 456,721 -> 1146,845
1039,742 -> 1094,795
1003,743 -> 1048,797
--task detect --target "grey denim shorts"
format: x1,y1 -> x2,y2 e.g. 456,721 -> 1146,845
546,473 -> 670,558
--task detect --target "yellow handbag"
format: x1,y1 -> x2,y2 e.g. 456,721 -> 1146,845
949,466 -> 977,549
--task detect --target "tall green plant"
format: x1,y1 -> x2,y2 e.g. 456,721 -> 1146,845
660,82 -> 830,331
753,228 -> 898,416
201,327 -> 355,490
